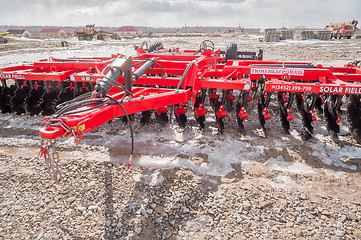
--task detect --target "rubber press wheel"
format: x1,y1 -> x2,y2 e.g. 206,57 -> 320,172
225,43 -> 238,61
148,42 -> 163,52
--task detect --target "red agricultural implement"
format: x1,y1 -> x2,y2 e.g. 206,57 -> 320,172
1,40 -> 361,182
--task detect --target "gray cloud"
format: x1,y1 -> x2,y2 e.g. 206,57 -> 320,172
1,0 -> 360,28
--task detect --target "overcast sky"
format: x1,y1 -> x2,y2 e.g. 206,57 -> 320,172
1,0 -> 360,28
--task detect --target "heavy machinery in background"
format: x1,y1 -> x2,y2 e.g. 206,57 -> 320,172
0,32 -> 12,36
74,24 -> 121,41
0,36 -> 8,43
326,20 -> 358,39
0,40 -> 361,182
264,20 -> 359,42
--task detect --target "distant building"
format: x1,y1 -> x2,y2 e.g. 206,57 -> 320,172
7,29 -> 32,37
115,26 -> 142,37
40,28 -> 67,38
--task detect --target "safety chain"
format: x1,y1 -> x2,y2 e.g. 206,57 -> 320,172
37,139 -> 62,183
41,117 -> 84,144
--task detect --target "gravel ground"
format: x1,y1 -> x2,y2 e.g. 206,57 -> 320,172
0,34 -> 361,240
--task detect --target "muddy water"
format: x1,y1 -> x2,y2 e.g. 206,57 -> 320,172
0,146 -> 84,160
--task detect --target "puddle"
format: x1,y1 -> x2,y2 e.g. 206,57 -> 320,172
0,146 -> 85,159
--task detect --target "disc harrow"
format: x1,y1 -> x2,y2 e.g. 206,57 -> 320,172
0,55 -> 122,115
1,40 -> 361,181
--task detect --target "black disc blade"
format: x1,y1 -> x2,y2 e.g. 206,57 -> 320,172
236,102 -> 244,133
40,90 -> 59,116
279,105 -> 290,135
57,88 -> 74,105
25,88 -> 44,116
155,112 -> 168,126
216,116 -> 224,134
301,129 -> 313,141
208,89 -> 218,110
11,86 -> 30,115
122,114 -> 133,124
323,99 -> 340,142
257,100 -> 267,136
315,96 -> 323,115
140,110 -> 152,125
347,95 -> 361,143
0,85 -> 16,113
196,115 -> 205,130
75,86 -> 90,97
214,101 -> 225,134
295,93 -> 303,112
194,91 -> 207,130
277,93 -> 290,135
226,100 -> 233,112
175,114 -> 187,128
300,104 -> 313,140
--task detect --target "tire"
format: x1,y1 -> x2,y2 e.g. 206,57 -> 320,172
4,39 -> 8,43
148,41 -> 163,52
78,35 -> 84,41
225,43 -> 238,61
86,35 -> 92,41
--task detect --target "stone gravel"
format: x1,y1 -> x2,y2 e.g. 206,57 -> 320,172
0,151 -> 360,240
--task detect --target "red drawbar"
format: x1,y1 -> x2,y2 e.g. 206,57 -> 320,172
39,126 -> 65,139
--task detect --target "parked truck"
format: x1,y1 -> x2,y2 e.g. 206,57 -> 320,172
325,20 -> 358,39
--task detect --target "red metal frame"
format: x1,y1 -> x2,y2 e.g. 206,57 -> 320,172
40,87 -> 191,139
1,45 -> 361,141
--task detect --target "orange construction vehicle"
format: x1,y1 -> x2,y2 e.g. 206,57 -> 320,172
326,20 -> 358,39
74,24 -> 120,41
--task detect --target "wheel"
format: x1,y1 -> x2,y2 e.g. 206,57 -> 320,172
199,40 -> 214,53
141,41 -> 149,50
78,35 -> 84,41
225,43 -> 238,61
148,41 -> 163,52
86,35 -> 92,41
4,39 -> 8,43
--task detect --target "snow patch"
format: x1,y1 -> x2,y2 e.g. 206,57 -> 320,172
260,175 -> 301,189
132,170 -> 164,186
310,142 -> 358,171
265,156 -> 315,174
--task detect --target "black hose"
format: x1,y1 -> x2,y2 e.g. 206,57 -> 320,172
54,97 -> 105,117
57,91 -> 93,108
51,57 -> 163,167
55,102 -> 108,117
106,94 -> 134,159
